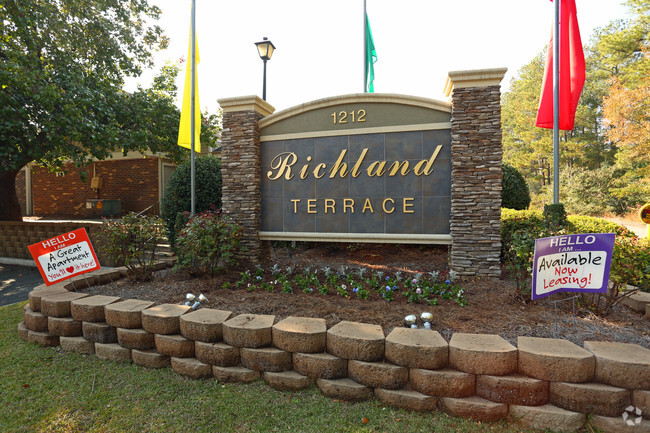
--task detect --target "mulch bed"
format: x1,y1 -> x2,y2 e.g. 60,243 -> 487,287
82,243 -> 650,349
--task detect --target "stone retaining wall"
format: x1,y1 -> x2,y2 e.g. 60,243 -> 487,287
0,221 -> 102,260
18,283 -> 650,433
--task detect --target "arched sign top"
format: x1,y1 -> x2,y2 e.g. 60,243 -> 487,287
260,93 -> 451,142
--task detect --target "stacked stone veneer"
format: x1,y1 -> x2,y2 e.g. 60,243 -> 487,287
19,285 -> 650,433
0,221 -> 102,260
219,96 -> 274,265
445,69 -> 505,278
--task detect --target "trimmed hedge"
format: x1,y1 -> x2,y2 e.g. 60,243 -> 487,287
501,163 -> 531,210
160,155 -> 222,248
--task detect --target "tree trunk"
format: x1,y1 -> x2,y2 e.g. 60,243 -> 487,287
0,168 -> 24,221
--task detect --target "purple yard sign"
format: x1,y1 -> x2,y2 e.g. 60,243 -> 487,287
532,233 -> 616,300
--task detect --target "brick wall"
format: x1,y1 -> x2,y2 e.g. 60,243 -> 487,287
31,157 -> 162,218
15,168 -> 27,215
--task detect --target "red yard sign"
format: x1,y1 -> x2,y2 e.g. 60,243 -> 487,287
28,228 -> 101,286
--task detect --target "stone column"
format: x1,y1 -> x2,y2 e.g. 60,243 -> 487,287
443,68 -> 507,278
217,96 -> 275,265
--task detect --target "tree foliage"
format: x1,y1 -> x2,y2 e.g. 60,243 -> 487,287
502,0 -> 649,215
0,1 -> 220,221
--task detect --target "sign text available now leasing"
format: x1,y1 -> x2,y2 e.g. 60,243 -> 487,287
532,233 -> 615,300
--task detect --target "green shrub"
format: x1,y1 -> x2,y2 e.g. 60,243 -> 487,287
501,208 -> 545,251
543,203 -> 567,229
98,213 -> 166,281
161,155 -> 222,248
567,215 -> 637,238
501,209 -> 562,298
501,163 -> 531,210
174,209 -> 243,276
583,236 -> 650,314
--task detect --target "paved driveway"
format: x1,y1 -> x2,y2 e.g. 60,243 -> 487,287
0,264 -> 43,307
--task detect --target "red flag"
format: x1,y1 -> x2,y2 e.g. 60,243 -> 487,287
536,0 -> 585,130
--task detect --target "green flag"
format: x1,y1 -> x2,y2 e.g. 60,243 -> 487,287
365,15 -> 377,93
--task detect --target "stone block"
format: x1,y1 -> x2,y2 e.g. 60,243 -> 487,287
222,314 -> 275,348
449,333 -> 517,376
180,308 -> 233,343
82,321 -> 117,344
92,268 -> 122,285
213,365 -> 260,383
28,286 -> 68,312
633,390 -> 650,419
549,381 -> 631,418
385,328 -> 448,369
263,371 -> 313,391
476,374 -> 548,406
591,414 -> 650,433
40,292 -> 89,318
47,316 -> 82,337
95,343 -> 131,363
584,341 -> 650,390
240,347 -> 292,372
509,404 -> 586,433
68,275 -> 96,289
442,396 -> 508,422
293,352 -> 347,379
374,388 -> 437,412
518,337 -> 594,383
326,321 -> 384,362
71,295 -> 121,322
105,299 -> 155,329
117,328 -> 155,350
195,341 -> 240,366
141,303 -> 191,335
60,336 -> 95,355
316,378 -> 373,402
348,360 -> 408,390
155,334 -> 195,358
410,368 -> 475,397
132,349 -> 170,369
28,330 -> 59,347
24,307 -> 49,332
621,290 -> 650,313
272,316 -> 326,353
171,357 -> 213,379
17,321 -> 29,341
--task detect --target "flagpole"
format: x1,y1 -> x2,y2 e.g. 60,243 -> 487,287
363,0 -> 367,92
553,0 -> 560,204
190,0 -> 196,214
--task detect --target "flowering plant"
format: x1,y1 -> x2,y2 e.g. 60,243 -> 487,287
175,209 -> 243,276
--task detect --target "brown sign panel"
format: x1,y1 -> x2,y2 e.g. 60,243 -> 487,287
259,95 -> 452,244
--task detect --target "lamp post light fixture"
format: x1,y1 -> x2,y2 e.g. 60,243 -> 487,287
254,37 -> 275,101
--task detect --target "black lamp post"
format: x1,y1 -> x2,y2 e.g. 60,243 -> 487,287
254,37 -> 275,101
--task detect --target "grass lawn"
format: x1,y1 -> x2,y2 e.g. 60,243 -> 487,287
1,302 -> 549,433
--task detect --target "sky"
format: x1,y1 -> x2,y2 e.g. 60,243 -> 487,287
125,0 -> 631,115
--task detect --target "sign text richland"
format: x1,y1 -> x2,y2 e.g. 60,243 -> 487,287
266,145 -> 443,181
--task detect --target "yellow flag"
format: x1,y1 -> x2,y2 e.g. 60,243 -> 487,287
178,30 -> 200,152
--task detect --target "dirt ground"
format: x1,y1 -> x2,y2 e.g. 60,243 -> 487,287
82,243 -> 650,349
